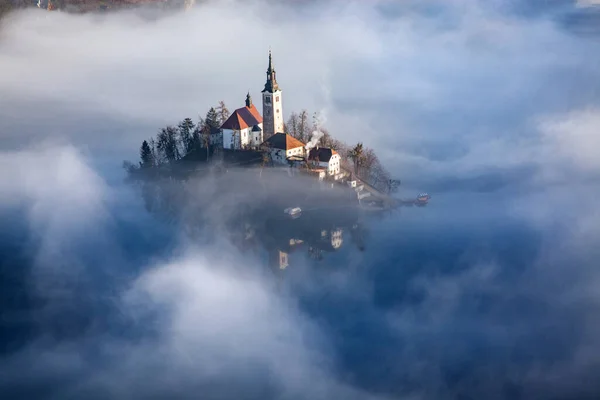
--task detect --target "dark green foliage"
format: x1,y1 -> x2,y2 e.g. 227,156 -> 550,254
205,108 -> 219,130
178,118 -> 196,156
348,142 -> 365,175
156,125 -> 181,163
191,124 -> 202,152
140,140 -> 154,168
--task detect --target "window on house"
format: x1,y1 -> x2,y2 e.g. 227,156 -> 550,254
265,96 -> 271,104
276,96 -> 279,102
276,109 -> 279,113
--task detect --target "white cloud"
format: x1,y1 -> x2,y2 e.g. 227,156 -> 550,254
0,143 -> 389,398
1,1 -> 600,398
537,107 -> 600,172
1,0 -> 598,185
576,0 -> 600,7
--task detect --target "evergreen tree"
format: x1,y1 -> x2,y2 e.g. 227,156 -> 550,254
191,122 -> 203,153
178,118 -> 196,156
156,126 -> 181,163
349,142 -> 365,176
205,107 -> 219,130
149,138 -> 158,166
139,140 -> 154,168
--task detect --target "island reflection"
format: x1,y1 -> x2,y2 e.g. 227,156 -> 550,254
133,167 -> 421,275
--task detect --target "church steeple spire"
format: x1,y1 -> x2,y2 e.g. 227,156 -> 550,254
262,49 -> 280,93
267,50 -> 273,74
245,92 -> 252,107
261,48 -> 284,139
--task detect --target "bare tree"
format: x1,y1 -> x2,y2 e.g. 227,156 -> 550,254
200,122 -> 211,159
216,101 -> 230,126
385,178 -> 401,194
285,112 -> 299,138
297,110 -> 310,143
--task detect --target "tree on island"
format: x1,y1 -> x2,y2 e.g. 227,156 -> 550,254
385,178 -> 401,194
205,107 -> 219,130
348,142 -> 365,176
216,101 -> 230,126
191,124 -> 203,152
178,118 -> 196,155
126,103 -> 400,195
297,110 -> 310,143
156,126 -> 181,163
140,140 -> 155,168
284,112 -> 298,138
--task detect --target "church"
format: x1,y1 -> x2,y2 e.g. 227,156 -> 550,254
219,50 -> 285,150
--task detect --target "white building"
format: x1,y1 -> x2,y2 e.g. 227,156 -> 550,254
261,50 -> 284,140
220,93 -> 263,150
262,133 -> 305,165
308,147 -> 341,177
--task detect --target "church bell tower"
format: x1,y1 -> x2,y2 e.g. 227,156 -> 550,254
262,50 -> 284,140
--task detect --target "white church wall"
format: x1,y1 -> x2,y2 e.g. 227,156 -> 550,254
240,127 -> 250,148
273,90 -> 284,134
224,128 -> 255,150
328,154 -> 341,175
251,123 -> 263,148
223,129 -> 234,149
270,148 -> 287,165
262,89 -> 284,138
286,147 -> 303,158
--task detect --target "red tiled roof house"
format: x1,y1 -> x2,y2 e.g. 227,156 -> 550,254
262,133 -> 306,165
220,93 -> 264,150
308,147 -> 341,177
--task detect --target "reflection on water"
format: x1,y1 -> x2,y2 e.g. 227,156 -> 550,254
135,169 -> 410,275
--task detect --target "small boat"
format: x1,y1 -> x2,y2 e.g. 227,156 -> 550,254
284,207 -> 302,218
416,193 -> 431,205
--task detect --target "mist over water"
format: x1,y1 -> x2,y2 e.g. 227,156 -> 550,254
2,1 -> 600,399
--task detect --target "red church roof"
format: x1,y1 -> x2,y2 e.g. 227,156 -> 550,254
220,104 -> 263,130
263,133 -> 305,150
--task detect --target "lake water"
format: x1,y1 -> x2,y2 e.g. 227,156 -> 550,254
1,169 -> 599,399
